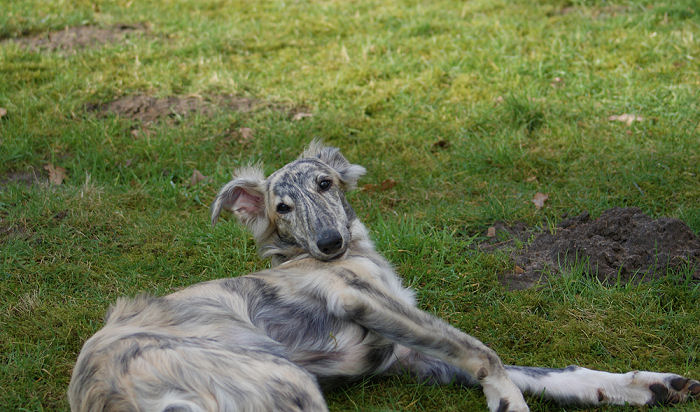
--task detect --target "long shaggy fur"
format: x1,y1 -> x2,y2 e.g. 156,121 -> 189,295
69,142 -> 699,412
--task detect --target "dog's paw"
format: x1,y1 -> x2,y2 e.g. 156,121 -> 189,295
484,375 -> 529,412
647,375 -> 700,405
487,389 -> 529,412
494,398 -> 529,412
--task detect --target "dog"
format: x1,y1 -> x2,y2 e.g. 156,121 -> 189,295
69,141 -> 699,411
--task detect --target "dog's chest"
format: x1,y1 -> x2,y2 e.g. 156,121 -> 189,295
247,256 -> 409,376
247,283 -> 395,377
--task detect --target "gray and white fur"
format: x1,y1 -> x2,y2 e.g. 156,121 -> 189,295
69,141 -> 699,412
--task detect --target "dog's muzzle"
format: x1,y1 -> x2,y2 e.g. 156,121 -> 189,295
316,229 -> 344,256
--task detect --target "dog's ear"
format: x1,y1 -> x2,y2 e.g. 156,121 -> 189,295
211,165 -> 268,235
302,140 -> 366,190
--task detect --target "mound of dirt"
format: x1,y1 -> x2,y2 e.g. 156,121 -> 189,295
500,208 -> 700,290
10,24 -> 148,52
86,94 -> 288,124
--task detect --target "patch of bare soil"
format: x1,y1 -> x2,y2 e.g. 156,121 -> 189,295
10,24 -> 148,52
87,94 -> 301,124
0,170 -> 42,189
551,5 -> 629,18
496,208 -> 700,290
480,221 -> 532,251
0,220 -> 30,243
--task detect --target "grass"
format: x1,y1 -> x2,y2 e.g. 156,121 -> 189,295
1,0 -> 699,410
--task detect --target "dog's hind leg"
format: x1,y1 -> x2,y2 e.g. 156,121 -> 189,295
386,345 -> 479,387
70,334 -> 328,412
144,349 -> 328,412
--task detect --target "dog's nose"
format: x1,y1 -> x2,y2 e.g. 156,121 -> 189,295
316,230 -> 343,255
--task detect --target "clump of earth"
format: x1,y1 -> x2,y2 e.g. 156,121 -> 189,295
7,24 -> 308,124
8,24 -> 148,52
488,208 -> 700,290
86,94 -> 303,123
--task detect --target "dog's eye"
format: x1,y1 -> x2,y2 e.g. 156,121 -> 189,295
276,203 -> 292,214
318,179 -> 332,191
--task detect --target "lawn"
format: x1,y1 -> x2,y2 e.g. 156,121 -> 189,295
1,0 -> 698,410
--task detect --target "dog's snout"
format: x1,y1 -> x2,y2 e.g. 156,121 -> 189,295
316,230 -> 343,255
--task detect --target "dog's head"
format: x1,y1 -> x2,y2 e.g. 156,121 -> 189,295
211,141 -> 366,262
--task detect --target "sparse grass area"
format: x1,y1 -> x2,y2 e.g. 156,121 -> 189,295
1,0 -> 698,410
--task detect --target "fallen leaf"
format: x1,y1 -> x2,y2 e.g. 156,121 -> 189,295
0,107 -> 7,118
487,226 -> 496,237
532,192 -> 548,210
525,175 -> 537,183
189,169 -> 207,186
44,164 -> 67,185
514,265 -> 525,274
379,178 -> 397,191
237,127 -> 254,143
608,114 -> 643,126
550,77 -> 564,88
292,112 -> 313,121
362,178 -> 397,192
130,126 -> 151,139
494,96 -> 504,105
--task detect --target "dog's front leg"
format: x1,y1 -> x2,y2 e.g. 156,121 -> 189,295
328,287 -> 528,412
505,365 -> 700,406
386,345 -> 480,387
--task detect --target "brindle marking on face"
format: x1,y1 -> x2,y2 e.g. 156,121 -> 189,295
265,158 -> 353,261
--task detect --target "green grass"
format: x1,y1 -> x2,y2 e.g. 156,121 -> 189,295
1,0 -> 699,410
